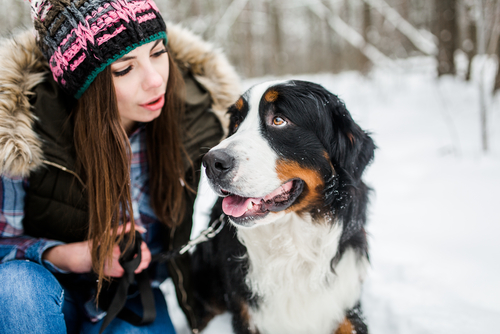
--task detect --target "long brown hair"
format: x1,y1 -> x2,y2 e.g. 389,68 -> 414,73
73,53 -> 187,295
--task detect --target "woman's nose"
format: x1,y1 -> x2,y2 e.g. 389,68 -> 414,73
142,64 -> 163,90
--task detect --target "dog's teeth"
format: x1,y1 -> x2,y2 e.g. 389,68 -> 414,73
247,201 -> 253,210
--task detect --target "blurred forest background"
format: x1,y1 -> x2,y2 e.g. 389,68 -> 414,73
1,0 -> 499,149
1,0 -> 499,81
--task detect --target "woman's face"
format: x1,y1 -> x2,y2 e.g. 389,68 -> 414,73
110,39 -> 170,133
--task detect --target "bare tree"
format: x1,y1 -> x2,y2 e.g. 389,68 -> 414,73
435,0 -> 459,76
463,3 -> 477,81
364,0 -> 437,56
241,2 -> 256,78
0,0 -> 495,91
494,39 -> 500,93
474,0 -> 488,152
361,1 -> 373,73
309,0 -> 395,69
268,0 -> 285,75
490,0 -> 500,93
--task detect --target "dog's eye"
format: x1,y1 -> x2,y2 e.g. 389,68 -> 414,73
230,114 -> 241,131
273,116 -> 287,126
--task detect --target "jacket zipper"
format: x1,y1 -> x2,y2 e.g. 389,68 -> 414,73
170,225 -> 199,333
42,160 -> 84,186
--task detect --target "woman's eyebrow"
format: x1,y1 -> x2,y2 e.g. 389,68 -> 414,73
150,39 -> 162,50
114,55 -> 135,64
113,40 -> 163,64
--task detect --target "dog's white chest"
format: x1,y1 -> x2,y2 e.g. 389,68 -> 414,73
237,214 -> 369,334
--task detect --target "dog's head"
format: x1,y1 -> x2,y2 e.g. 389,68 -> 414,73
203,80 -> 375,228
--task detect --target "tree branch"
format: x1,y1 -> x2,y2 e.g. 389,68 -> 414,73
307,0 -> 396,68
213,0 -> 249,41
363,0 -> 438,56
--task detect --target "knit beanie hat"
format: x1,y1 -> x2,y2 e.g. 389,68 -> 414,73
29,0 -> 167,99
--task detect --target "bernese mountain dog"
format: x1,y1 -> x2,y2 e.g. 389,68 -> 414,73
193,80 -> 375,334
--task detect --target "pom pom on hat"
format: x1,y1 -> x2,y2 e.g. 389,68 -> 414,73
28,0 -> 167,99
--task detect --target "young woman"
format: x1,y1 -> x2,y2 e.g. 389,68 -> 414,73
0,0 -> 240,333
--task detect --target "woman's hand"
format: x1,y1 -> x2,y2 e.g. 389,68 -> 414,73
42,223 -> 150,277
105,239 -> 152,276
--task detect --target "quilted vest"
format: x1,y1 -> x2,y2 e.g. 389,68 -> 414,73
23,76 -> 88,242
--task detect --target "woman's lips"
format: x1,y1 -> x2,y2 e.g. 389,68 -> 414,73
140,95 -> 164,111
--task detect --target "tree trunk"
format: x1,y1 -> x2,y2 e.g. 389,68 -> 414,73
361,1 -> 373,73
243,2 -> 255,77
492,1 -> 500,93
465,18 -> 477,81
494,38 -> 500,93
474,0 -> 488,152
269,0 -> 284,75
436,0 -> 458,76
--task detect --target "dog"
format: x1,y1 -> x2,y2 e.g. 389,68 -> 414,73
193,80 -> 375,334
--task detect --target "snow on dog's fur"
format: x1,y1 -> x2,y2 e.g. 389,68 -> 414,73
193,80 -> 375,334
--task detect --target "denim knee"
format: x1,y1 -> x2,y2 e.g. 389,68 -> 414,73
0,260 -> 66,333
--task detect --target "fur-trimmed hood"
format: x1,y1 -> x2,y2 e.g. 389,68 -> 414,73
0,23 -> 241,178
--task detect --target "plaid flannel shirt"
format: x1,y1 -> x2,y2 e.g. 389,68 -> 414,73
0,125 -> 162,273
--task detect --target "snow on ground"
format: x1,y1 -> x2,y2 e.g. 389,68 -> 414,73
162,56 -> 500,334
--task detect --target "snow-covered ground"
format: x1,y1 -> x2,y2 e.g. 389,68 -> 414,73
162,55 -> 500,334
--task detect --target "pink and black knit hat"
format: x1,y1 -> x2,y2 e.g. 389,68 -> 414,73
29,0 -> 167,98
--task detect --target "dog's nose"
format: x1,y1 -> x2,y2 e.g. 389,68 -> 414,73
203,150 -> 235,180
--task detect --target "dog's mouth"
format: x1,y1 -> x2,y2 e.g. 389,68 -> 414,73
220,179 -> 304,224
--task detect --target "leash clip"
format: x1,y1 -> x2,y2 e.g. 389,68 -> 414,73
179,214 -> 225,255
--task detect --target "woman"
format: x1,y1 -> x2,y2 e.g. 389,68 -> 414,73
0,0 -> 240,333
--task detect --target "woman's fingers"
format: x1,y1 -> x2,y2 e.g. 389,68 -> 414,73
101,223 -> 148,277
134,241 -> 151,274
103,244 -> 125,277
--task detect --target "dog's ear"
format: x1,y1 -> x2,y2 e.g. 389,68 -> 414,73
327,95 -> 375,183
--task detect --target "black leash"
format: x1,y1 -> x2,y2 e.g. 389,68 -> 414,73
99,214 -> 225,333
99,231 -> 156,333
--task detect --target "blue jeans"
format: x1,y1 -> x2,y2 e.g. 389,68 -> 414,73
0,260 -> 176,334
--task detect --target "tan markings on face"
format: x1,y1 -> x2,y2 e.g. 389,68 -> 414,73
264,89 -> 279,102
276,160 -> 324,215
334,318 -> 354,334
235,97 -> 244,110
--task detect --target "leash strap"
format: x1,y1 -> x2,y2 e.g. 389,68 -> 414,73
99,231 -> 156,334
98,214 -> 225,332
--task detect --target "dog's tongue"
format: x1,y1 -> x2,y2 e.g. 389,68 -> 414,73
222,181 -> 293,217
222,196 -> 256,217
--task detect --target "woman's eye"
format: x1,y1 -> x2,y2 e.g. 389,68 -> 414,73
273,116 -> 287,126
152,49 -> 167,57
113,66 -> 132,77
